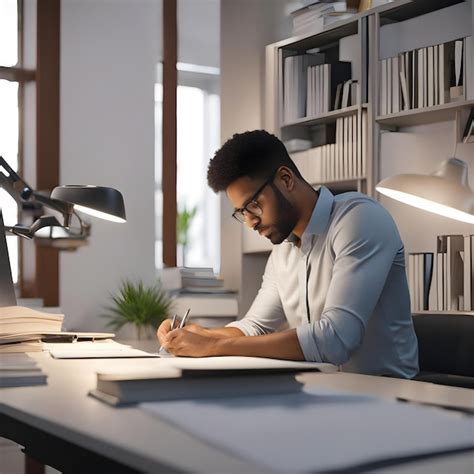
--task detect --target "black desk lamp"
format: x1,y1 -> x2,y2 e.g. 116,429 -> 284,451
0,156 -> 126,246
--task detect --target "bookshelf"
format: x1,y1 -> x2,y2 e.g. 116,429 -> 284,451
231,0 -> 473,317
414,311 -> 474,316
376,100 -> 474,128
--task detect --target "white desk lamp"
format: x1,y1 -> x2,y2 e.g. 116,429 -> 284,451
376,158 -> 474,224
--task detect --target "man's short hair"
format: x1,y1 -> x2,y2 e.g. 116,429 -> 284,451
207,130 -> 302,192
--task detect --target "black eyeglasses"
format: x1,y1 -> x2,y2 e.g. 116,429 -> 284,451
232,172 -> 276,224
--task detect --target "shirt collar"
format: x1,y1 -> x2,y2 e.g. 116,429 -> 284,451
286,186 -> 334,245
304,185 -> 334,236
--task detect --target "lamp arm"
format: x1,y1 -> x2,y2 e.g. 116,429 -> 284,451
32,191 -> 74,227
0,156 -> 33,202
1,156 -> 75,227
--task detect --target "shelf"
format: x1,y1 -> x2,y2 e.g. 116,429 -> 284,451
312,178 -> 365,193
377,0 -> 464,24
282,105 -> 361,129
376,100 -> 474,128
275,16 -> 360,52
413,311 -> 474,316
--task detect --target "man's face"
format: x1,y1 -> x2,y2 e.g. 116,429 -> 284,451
226,171 -> 299,245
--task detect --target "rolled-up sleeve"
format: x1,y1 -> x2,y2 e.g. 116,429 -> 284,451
297,202 -> 400,364
226,253 -> 286,336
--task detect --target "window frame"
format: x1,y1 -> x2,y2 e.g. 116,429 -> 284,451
0,0 -> 36,288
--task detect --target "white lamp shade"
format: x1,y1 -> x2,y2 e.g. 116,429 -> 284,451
376,158 -> 474,224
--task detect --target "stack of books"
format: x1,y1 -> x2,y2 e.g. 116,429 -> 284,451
0,306 -> 114,353
306,62 -> 353,116
436,235 -> 473,312
290,109 -> 367,184
407,253 -> 434,312
283,53 -> 353,122
159,267 -> 238,325
283,53 -> 325,122
379,38 -> 471,115
88,357 -> 337,406
407,235 -> 473,312
289,1 -> 358,37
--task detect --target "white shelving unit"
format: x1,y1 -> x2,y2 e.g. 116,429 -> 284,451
231,0 -> 473,317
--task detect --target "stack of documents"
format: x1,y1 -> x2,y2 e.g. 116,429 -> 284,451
0,306 -> 64,353
0,353 -> 47,387
0,306 -> 116,353
45,340 -> 160,359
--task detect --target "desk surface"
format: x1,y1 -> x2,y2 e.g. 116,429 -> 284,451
1,342 -> 473,473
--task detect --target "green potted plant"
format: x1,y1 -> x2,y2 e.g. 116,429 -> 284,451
102,280 -> 173,340
177,204 -> 197,266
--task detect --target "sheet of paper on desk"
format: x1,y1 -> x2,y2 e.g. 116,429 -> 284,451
141,387 -> 474,472
45,340 -> 160,359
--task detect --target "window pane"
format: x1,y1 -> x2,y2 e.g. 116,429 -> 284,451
0,0 -> 18,67
0,79 -> 19,283
176,84 -> 220,271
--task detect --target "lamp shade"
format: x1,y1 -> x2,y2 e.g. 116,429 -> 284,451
376,158 -> 474,224
51,185 -> 126,223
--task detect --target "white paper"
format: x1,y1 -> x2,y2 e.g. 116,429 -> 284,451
45,340 -> 160,359
141,388 -> 474,472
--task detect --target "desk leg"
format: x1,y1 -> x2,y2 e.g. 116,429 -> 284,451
25,453 -> 45,474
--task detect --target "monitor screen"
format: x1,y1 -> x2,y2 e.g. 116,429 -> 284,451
0,209 -> 17,307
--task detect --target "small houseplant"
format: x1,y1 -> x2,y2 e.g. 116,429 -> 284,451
103,280 -> 173,339
177,204 -> 197,266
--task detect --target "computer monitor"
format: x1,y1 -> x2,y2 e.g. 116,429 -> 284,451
0,209 -> 17,307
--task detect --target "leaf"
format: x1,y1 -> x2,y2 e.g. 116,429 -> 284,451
102,279 -> 174,331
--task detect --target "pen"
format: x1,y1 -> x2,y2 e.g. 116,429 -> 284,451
178,308 -> 191,328
158,314 -> 178,353
170,314 -> 177,330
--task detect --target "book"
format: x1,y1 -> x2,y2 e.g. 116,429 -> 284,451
462,108 -> 474,144
446,235 -> 464,311
380,59 -> 387,115
391,56 -> 400,113
0,306 -> 64,333
89,357 -> 337,406
463,235 -> 472,311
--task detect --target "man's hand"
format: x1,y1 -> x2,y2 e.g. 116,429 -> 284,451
161,328 -> 217,357
156,319 -> 212,346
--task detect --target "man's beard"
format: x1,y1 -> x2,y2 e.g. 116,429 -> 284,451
266,183 -> 298,244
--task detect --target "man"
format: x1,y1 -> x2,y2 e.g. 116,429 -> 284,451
157,130 -> 419,378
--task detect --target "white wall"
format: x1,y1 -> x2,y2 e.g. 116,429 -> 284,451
60,0 -> 160,331
220,0 -> 292,298
178,0 -> 220,67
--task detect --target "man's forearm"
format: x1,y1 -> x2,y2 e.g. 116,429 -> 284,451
210,328 -> 305,360
204,326 -> 245,339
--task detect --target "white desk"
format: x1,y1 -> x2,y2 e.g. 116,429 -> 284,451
1,343 -> 473,473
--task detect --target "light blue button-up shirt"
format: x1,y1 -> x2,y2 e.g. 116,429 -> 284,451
227,186 -> 419,378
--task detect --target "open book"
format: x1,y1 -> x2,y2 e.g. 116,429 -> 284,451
89,357 -> 337,406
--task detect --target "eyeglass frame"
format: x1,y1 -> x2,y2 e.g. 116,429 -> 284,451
231,170 -> 277,223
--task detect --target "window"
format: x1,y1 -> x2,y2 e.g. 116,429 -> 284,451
155,65 -> 220,272
0,0 -> 21,283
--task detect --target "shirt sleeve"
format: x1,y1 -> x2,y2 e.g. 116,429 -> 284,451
226,252 -> 287,336
297,201 -> 402,364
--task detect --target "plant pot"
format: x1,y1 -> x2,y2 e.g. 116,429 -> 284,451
118,324 -> 158,341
